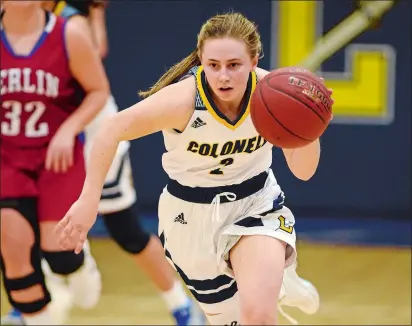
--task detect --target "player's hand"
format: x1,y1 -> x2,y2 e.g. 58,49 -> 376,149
55,196 -> 98,254
46,125 -> 76,173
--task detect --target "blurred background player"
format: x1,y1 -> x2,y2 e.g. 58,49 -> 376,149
2,1 -> 205,325
0,0 -> 109,324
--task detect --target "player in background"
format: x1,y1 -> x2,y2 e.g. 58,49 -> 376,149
2,1 -> 205,325
55,12 -> 326,326
0,1 -> 109,324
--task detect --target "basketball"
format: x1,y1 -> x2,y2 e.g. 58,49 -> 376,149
250,67 -> 333,148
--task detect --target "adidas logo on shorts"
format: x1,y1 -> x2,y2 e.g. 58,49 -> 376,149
191,117 -> 206,128
174,213 -> 187,224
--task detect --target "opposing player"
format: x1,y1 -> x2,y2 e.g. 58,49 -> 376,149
3,1 -> 205,325
0,1 -> 109,324
55,12 -> 327,325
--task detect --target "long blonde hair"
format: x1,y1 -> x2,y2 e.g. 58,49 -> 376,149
139,12 -> 262,98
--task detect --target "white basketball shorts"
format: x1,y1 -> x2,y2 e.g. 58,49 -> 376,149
84,95 -> 136,214
158,169 -> 297,324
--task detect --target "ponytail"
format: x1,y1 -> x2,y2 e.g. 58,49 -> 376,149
138,50 -> 200,98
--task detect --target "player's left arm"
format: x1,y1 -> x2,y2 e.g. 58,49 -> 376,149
45,17 -> 110,173
63,16 -> 110,135
255,67 -> 321,181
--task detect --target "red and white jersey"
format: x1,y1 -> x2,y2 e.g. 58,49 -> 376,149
0,11 -> 84,148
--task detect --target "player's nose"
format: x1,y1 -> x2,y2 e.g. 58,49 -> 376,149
218,68 -> 230,82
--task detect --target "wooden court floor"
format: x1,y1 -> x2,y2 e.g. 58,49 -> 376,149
1,239 -> 411,325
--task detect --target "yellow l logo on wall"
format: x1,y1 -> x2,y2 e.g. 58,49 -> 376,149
272,1 -> 396,125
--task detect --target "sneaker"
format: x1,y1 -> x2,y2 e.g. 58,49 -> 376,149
0,309 -> 25,326
278,261 -> 320,324
279,261 -> 319,314
67,239 -> 102,309
1,282 -> 73,326
47,276 -> 73,324
172,299 -> 206,326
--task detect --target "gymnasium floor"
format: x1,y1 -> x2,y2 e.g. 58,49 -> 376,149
1,216 -> 411,325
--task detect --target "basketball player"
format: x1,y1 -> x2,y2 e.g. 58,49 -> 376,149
0,1 -> 109,324
3,1 -> 205,325
55,12 -> 329,325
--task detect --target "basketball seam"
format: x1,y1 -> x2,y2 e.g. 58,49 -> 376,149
265,73 -> 330,123
258,86 -> 313,142
265,71 -> 330,96
267,87 -> 327,124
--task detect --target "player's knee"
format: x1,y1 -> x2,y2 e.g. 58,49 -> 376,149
40,221 -> 75,252
102,206 -> 151,254
0,206 -> 37,275
42,250 -> 85,276
241,304 -> 277,325
1,208 -> 35,247
0,204 -> 51,314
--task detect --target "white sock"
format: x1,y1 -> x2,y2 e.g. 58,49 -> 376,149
23,308 -> 54,325
161,281 -> 190,311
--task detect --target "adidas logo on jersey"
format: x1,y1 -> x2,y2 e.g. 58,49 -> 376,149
174,213 -> 187,224
191,117 -> 206,128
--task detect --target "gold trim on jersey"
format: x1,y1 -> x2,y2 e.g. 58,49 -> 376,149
196,66 -> 257,130
53,1 -> 67,16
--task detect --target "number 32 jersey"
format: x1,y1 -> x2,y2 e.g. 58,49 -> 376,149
0,12 -> 83,148
162,66 -> 273,187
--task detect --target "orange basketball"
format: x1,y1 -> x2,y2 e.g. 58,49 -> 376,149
250,67 -> 333,148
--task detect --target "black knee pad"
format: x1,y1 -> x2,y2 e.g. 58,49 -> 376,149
43,250 -> 85,275
1,269 -> 51,314
0,198 -> 51,313
0,198 -> 39,236
102,204 -> 151,254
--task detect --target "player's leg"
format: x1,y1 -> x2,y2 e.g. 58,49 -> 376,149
38,140 -> 102,310
0,201 -> 54,325
0,149 -> 56,325
218,170 -> 318,324
229,235 -> 286,324
227,213 -> 317,325
100,151 -> 204,325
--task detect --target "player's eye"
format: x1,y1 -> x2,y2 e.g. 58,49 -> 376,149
230,63 -> 239,68
209,63 -> 218,68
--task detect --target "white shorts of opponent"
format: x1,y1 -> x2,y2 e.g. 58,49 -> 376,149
84,95 -> 136,214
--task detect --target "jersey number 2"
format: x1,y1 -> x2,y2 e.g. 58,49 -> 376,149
1,101 -> 49,137
210,158 -> 234,175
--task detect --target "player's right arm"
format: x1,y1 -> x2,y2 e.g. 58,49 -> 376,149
82,76 -> 196,202
55,77 -> 195,252
256,66 -> 323,181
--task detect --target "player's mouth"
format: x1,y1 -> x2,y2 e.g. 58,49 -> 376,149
218,86 -> 233,92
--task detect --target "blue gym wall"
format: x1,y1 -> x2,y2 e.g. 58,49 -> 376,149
102,0 -> 411,220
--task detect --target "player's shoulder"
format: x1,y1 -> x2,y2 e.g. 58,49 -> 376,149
63,15 -> 92,44
160,75 -> 196,110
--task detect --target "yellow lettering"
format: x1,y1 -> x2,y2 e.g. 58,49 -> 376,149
275,1 -> 395,124
278,216 -> 293,234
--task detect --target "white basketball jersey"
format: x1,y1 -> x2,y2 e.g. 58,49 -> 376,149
162,66 -> 273,187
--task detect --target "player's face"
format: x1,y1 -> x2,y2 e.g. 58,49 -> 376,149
201,37 -> 258,102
